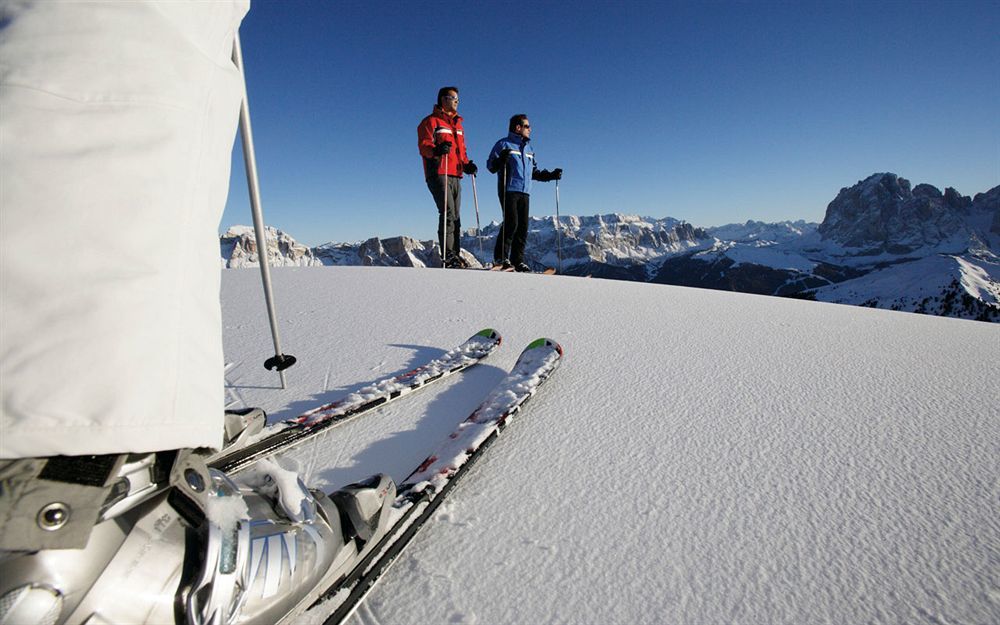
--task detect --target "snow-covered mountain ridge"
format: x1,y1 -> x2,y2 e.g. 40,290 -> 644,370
221,173 -> 999,322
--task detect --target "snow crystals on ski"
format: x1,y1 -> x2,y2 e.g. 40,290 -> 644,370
294,328 -> 502,427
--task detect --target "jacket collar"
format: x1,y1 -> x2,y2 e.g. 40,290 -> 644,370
507,131 -> 529,145
433,105 -> 461,123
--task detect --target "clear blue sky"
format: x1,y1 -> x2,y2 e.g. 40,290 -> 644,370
222,0 -> 1000,246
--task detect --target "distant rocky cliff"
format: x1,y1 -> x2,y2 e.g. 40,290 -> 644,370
818,173 -> 995,255
220,225 -> 320,268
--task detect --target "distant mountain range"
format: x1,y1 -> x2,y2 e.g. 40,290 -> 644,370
221,172 -> 1000,323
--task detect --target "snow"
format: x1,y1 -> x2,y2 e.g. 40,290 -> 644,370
220,266 -> 1000,625
241,458 -> 314,523
812,254 -> 1000,312
957,256 -> 1000,306
722,243 -> 818,272
707,220 -> 818,244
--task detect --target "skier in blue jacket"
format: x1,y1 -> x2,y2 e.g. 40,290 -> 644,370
486,114 -> 562,272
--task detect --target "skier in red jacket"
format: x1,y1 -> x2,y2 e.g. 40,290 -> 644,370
418,86 -> 478,268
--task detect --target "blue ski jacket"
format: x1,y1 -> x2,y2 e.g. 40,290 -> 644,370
486,132 -> 540,196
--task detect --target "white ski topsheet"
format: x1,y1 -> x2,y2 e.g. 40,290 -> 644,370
220,266 -> 1000,625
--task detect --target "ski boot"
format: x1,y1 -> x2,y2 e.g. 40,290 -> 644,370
0,450 -> 396,625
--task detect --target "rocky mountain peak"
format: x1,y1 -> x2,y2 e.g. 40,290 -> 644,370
971,186 -> 1000,235
817,172 -> 978,254
220,225 -> 320,268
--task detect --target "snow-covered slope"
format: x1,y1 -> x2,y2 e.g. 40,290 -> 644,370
220,266 -> 999,625
810,254 -> 1000,320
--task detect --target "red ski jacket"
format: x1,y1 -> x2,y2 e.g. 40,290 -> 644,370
417,106 -> 469,179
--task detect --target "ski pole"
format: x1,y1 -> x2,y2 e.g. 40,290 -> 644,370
555,180 -> 562,274
471,174 -> 483,261
442,152 -> 448,268
232,32 -> 296,389
501,161 -> 507,265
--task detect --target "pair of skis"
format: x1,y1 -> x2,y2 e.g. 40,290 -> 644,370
488,264 -> 557,275
314,337 -> 562,624
213,330 -> 563,624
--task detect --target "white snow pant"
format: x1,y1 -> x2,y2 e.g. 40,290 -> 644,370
0,0 -> 249,458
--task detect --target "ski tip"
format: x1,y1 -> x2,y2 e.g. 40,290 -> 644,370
475,328 -> 502,344
526,338 -> 563,356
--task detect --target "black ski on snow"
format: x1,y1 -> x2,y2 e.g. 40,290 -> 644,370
210,329 -> 503,475
313,337 -> 564,624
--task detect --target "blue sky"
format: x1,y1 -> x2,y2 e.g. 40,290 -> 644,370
223,0 -> 999,246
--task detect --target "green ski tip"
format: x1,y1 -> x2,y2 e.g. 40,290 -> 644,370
526,337 -> 562,354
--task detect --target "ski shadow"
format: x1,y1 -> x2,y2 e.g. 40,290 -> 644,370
267,343 -> 449,425
311,362 -> 508,490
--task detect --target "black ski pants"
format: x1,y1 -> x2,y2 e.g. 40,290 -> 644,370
493,191 -> 530,265
426,175 -> 462,261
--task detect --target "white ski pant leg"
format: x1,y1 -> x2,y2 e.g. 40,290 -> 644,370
0,0 -> 249,458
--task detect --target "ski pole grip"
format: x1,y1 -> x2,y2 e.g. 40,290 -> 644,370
264,354 -> 297,372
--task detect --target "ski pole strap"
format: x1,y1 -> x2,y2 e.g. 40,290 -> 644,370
264,353 -> 297,372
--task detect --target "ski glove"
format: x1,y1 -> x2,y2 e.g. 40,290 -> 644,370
463,161 -> 478,175
488,148 -> 512,173
532,168 -> 563,182
433,142 -> 452,156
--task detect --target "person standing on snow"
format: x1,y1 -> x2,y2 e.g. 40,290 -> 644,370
486,114 -> 562,272
417,86 -> 478,268
0,3 -> 393,624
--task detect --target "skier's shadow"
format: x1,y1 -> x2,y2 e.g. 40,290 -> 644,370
312,361 -> 507,490
269,343 -> 449,424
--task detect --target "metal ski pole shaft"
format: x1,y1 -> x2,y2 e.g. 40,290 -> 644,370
232,32 -> 296,389
442,152 -> 448,268
501,162 -> 507,265
471,174 -> 483,261
555,180 -> 562,274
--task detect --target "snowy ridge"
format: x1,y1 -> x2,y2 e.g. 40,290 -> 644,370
809,253 -> 1000,318
221,173 -> 999,321
707,219 -> 818,244
221,225 -> 321,268
312,236 -> 460,269
475,213 -> 709,270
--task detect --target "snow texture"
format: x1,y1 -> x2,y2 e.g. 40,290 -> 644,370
220,266 -> 1000,625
